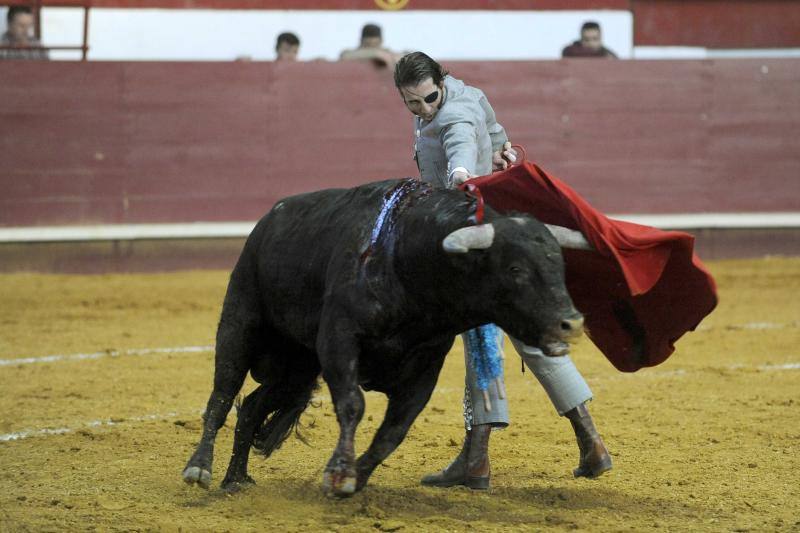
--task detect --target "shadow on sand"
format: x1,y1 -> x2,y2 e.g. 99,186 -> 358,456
179,473 -> 698,528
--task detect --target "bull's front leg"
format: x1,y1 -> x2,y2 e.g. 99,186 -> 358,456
317,320 -> 365,498
355,353 -> 446,491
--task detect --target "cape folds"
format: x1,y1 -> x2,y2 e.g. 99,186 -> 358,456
464,162 -> 718,372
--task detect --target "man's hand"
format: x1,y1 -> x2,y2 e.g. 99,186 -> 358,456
451,170 -> 474,186
492,141 -> 517,171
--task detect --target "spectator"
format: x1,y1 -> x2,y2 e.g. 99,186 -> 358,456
562,21 -> 617,58
339,23 -> 400,69
275,32 -> 300,61
1,6 -> 49,60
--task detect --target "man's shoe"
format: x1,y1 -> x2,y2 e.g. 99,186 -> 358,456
420,430 -> 469,487
464,423 -> 491,489
566,403 -> 613,479
421,424 -> 492,489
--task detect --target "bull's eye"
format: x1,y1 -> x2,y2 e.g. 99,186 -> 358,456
534,236 -> 545,244
509,266 -> 523,275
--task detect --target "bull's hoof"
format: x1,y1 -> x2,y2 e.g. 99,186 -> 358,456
221,474 -> 256,493
322,470 -> 358,498
182,466 -> 212,489
356,472 -> 371,492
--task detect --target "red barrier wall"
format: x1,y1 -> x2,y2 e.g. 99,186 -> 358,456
632,0 -> 800,48
1,59 -> 798,227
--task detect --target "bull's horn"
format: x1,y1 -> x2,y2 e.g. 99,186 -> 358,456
442,224 -> 495,254
545,224 -> 594,250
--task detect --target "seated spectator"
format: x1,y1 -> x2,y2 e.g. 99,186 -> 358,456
1,6 -> 49,60
562,21 -> 617,58
339,23 -> 400,69
275,32 -> 300,61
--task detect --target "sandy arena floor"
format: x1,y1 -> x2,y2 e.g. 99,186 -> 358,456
0,257 -> 798,532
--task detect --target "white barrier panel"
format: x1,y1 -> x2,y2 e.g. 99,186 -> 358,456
1,213 -> 799,243
35,8 -> 633,61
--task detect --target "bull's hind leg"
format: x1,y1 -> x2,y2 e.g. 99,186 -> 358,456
219,384 -> 270,491
220,354 -> 320,491
182,320 -> 254,488
182,278 -> 263,490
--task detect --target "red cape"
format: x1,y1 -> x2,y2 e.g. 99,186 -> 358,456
465,162 -> 718,372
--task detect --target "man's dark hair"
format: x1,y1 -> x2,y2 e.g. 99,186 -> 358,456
275,32 -> 300,51
7,5 -> 33,24
361,23 -> 382,40
393,51 -> 449,89
581,21 -> 601,32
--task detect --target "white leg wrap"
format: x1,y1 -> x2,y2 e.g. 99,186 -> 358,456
510,336 -> 593,416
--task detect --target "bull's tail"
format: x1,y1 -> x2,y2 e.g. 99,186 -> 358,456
251,380 -> 320,457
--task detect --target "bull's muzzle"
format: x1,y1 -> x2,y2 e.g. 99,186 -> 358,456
540,312 -> 584,357
559,314 -> 584,341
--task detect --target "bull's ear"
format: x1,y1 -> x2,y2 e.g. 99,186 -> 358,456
544,224 -> 594,251
442,224 -> 495,254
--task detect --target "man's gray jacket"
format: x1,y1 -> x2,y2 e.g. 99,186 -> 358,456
413,75 -> 508,188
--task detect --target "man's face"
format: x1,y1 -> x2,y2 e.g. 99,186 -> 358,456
399,77 -> 444,122
360,36 -> 382,49
8,12 -> 35,43
580,28 -> 603,51
276,43 -> 299,61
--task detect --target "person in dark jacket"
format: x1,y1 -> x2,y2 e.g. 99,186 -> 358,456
562,21 -> 617,58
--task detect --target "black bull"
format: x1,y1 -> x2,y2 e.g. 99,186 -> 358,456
182,178 -> 585,497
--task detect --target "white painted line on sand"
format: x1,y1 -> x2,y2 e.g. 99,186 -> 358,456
697,322 -> 795,332
0,410 -> 201,442
759,362 -> 800,371
0,345 -> 214,367
605,361 -> 800,380
742,322 -> 789,330
3,359 -> 797,442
